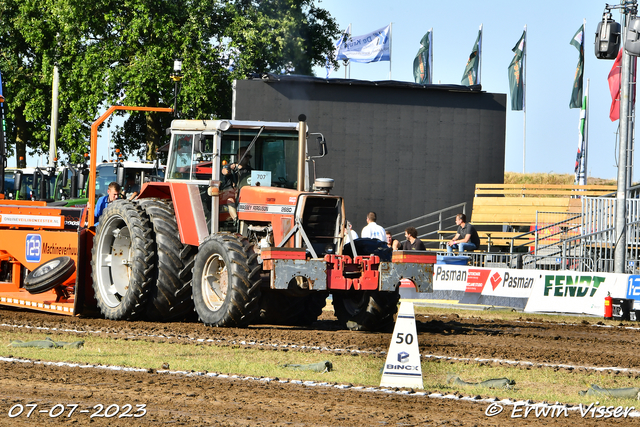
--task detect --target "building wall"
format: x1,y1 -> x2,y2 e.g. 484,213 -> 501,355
233,75 -> 506,234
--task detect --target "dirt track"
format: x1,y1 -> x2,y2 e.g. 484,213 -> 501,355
0,308 -> 637,426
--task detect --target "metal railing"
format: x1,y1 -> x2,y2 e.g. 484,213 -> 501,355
434,196 -> 640,273
385,202 -> 467,243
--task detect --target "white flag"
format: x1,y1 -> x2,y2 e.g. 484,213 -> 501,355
337,24 -> 391,63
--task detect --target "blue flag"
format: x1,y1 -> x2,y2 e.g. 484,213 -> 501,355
337,24 -> 391,63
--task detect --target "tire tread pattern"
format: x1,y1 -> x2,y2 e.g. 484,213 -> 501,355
138,199 -> 196,321
192,233 -> 261,327
91,200 -> 155,320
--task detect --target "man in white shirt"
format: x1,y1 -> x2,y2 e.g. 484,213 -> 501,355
361,212 -> 386,241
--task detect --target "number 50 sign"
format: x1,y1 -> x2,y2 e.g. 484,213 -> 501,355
380,302 -> 423,389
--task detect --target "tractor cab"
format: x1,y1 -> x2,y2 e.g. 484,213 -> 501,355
165,120 -> 321,233
166,120 -> 304,188
12,166 -> 57,201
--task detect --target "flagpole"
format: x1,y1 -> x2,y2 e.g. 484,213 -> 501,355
348,23 -> 352,79
345,23 -> 352,79
429,28 -> 433,84
523,25 -> 527,174
478,24 -> 483,85
389,22 -> 393,80
584,78 -> 590,184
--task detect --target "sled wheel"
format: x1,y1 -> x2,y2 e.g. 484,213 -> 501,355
91,200 -> 155,320
24,256 -> 76,294
332,290 -> 399,331
192,233 -> 261,327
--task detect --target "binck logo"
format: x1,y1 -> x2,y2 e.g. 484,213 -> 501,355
543,275 -> 605,298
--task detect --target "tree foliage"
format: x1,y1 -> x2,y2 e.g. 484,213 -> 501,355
0,0 -> 338,165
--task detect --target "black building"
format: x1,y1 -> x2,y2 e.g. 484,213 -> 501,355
233,74 -> 506,233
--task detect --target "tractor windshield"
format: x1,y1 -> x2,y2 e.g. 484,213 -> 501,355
167,129 -> 299,189
220,129 -> 299,189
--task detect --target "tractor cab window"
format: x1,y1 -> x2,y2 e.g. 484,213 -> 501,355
167,133 -> 200,180
122,169 -> 142,199
220,130 -> 298,189
54,169 -> 74,201
95,164 -> 117,198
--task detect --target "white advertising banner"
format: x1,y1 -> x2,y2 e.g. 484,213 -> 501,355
524,271 -> 628,316
432,265 -> 537,299
432,264 -> 469,292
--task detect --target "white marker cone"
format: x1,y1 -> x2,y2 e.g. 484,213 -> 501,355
380,301 -> 423,389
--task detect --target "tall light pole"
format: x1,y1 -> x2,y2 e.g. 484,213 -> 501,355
617,2 -> 637,273
596,2 -> 636,273
170,59 -> 183,118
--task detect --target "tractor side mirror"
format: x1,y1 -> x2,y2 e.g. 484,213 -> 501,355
13,171 -> 23,199
61,168 -> 69,188
317,136 -> 327,157
194,134 -> 204,153
115,164 -> 125,187
78,169 -> 88,196
308,133 -> 327,159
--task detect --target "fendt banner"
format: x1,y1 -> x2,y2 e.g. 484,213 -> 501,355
525,271 -> 627,316
421,264 -> 631,316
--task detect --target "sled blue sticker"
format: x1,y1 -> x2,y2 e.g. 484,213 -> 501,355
25,234 -> 42,263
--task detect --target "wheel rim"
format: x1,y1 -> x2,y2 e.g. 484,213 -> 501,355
341,293 -> 368,317
200,253 -> 228,312
33,259 -> 62,278
96,215 -> 133,308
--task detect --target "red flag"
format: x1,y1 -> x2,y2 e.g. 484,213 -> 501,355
608,48 -> 622,121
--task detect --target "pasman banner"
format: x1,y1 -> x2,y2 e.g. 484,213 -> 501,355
608,48 -> 622,121
325,25 -> 351,78
574,91 -> 588,185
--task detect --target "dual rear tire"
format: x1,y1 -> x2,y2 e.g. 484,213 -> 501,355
92,199 -> 195,321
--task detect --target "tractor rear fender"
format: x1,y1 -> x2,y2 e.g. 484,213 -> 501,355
137,181 -> 208,246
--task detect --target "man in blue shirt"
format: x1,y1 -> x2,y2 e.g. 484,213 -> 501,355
94,182 -> 121,225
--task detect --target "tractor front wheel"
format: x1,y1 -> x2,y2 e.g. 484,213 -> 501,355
192,233 -> 261,327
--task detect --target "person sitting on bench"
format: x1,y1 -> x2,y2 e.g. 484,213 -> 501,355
446,213 -> 480,255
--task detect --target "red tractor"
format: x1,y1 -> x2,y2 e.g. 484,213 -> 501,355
0,106 -> 434,331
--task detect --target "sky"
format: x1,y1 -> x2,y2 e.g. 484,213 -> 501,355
311,0 -> 629,180
9,0 -> 630,180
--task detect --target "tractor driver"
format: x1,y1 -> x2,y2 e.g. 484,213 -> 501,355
94,181 -> 121,225
221,146 -> 252,221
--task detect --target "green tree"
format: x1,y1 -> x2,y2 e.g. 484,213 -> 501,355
106,0 -> 338,160
0,0 -> 113,166
0,0 -> 338,164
